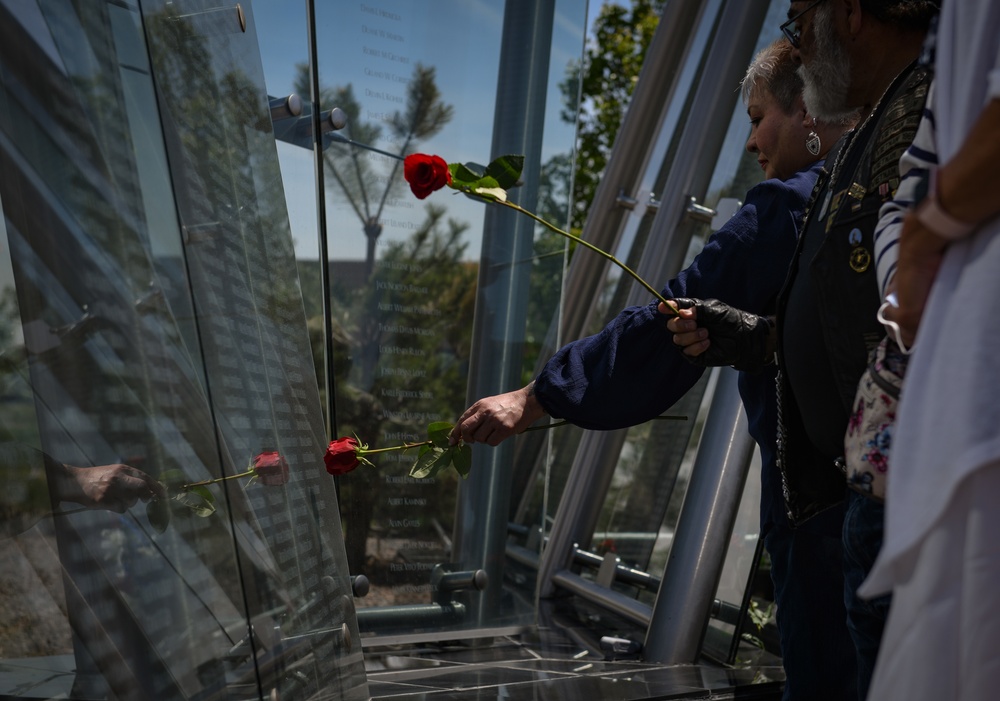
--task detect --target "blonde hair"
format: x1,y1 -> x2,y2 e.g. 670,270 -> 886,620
740,39 -> 802,113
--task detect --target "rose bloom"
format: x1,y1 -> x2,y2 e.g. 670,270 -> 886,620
325,437 -> 360,476
253,451 -> 289,486
403,153 -> 451,199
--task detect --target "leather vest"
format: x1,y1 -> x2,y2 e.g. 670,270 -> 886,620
775,61 -> 933,525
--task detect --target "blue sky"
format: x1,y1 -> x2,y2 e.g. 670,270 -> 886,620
249,0 -> 591,262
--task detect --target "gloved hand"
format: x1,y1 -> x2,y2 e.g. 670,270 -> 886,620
671,298 -> 775,373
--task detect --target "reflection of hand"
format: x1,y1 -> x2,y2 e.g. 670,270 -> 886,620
56,463 -> 166,514
449,383 -> 547,447
664,298 -> 774,372
888,211 -> 948,347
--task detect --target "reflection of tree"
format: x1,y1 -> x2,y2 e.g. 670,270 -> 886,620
514,1 -> 664,382
522,154 -> 575,384
289,62 -> 471,584
366,205 -> 475,408
294,63 -> 454,275
0,287 -> 19,361
332,205 -> 476,577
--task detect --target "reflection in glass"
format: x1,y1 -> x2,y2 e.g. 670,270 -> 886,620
0,0 -> 794,693
302,0 -> 586,636
0,1 -> 365,698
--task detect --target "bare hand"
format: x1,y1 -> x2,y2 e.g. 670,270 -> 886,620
58,463 -> 166,513
449,384 -> 547,447
660,302 -> 710,357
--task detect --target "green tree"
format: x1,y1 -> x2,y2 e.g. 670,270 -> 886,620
0,287 -> 17,353
520,2 -> 664,379
559,0 -> 665,233
333,205 -> 477,575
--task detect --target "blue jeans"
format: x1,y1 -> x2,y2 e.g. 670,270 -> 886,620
842,489 -> 891,701
764,501 -> 858,701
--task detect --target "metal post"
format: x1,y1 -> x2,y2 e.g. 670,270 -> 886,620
305,0 -> 338,441
534,0 -> 769,606
534,0 -> 710,601
642,367 -> 755,663
451,0 -> 556,626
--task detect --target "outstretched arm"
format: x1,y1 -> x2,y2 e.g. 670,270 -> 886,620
450,175 -> 807,443
51,461 -> 165,513
2,444 -> 166,537
449,382 -> 547,446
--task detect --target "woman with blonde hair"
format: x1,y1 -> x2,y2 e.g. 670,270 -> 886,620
453,38 -> 856,700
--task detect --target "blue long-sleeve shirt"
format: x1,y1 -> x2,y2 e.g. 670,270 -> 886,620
533,162 -> 822,529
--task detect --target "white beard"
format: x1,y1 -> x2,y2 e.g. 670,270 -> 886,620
799,6 -> 858,123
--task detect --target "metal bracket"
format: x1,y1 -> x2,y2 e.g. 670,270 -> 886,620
685,195 -> 743,229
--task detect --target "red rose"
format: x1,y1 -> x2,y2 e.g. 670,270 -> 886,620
325,437 -> 361,476
252,451 -> 289,486
403,153 -> 451,199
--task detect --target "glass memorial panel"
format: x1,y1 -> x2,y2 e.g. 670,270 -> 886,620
0,1 -> 366,698
292,0 -> 587,636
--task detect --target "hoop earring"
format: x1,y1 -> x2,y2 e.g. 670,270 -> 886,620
806,117 -> 821,156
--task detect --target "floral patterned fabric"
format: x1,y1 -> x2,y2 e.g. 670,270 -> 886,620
844,337 -> 909,501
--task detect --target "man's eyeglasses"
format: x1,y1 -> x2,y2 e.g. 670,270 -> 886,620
780,0 -> 828,48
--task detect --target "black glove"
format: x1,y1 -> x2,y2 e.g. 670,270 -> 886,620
672,298 -> 774,373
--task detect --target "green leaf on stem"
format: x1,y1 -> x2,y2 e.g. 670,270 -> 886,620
473,183 -> 507,202
484,155 -> 523,190
160,468 -> 187,491
452,443 -> 472,478
449,162 -> 485,186
410,445 -> 452,479
146,498 -> 170,533
449,163 -> 510,202
175,486 -> 216,517
427,421 -> 453,448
